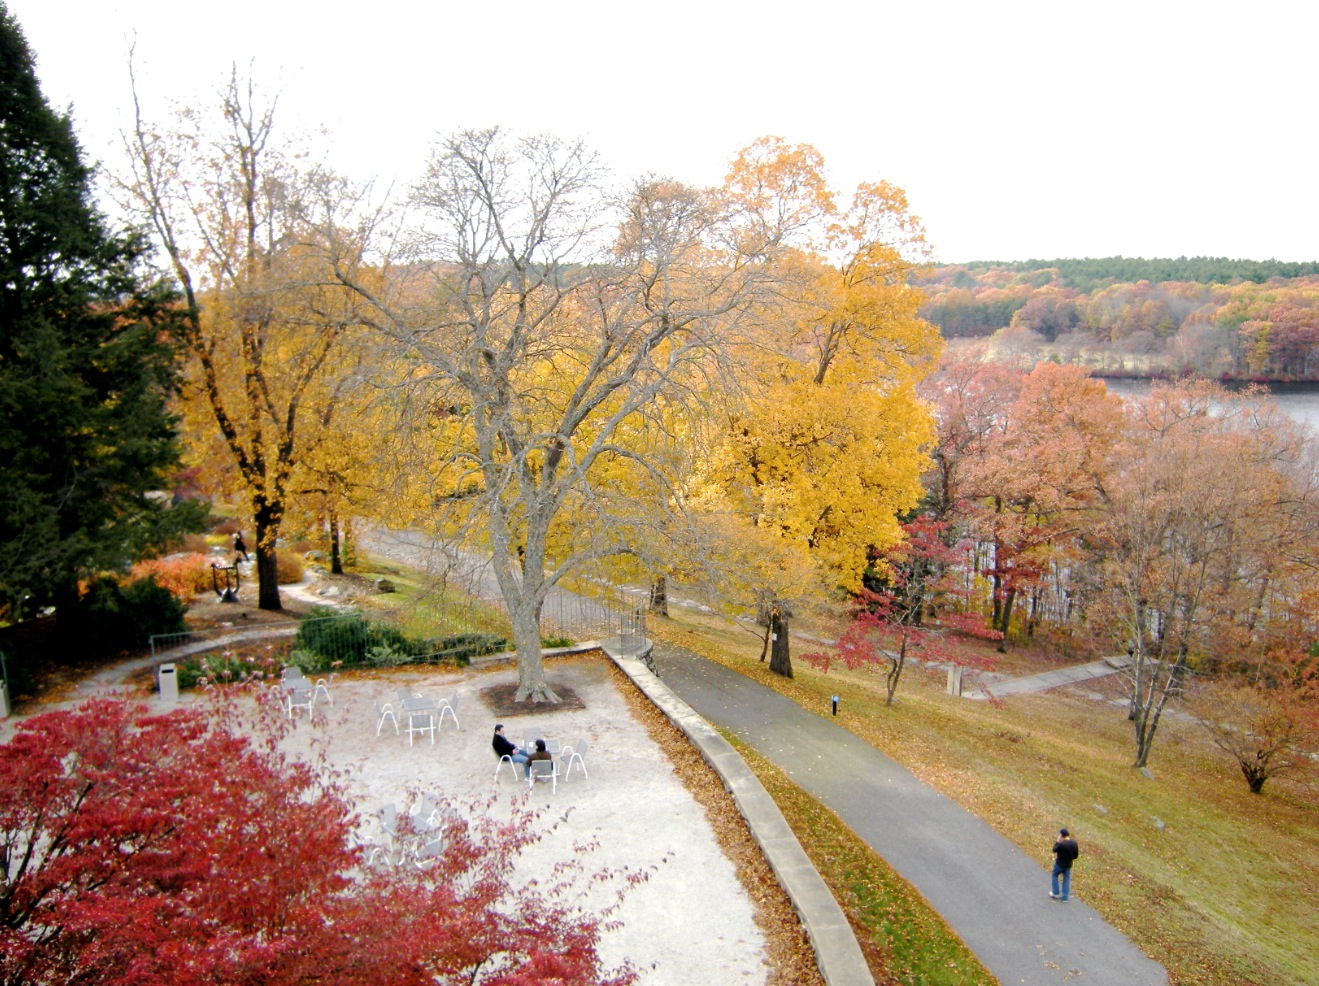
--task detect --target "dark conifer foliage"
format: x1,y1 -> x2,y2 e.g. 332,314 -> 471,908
0,4 -> 196,623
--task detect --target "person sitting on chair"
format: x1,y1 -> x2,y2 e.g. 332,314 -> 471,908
525,738 -> 552,778
492,724 -> 529,772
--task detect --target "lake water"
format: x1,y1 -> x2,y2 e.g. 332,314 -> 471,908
1101,379 -> 1319,432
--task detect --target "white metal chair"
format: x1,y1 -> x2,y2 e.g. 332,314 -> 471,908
267,684 -> 287,715
562,738 -> 588,781
437,693 -> 460,731
527,758 -> 558,794
412,795 -> 442,832
375,700 -> 398,736
376,803 -> 400,847
410,834 -> 448,870
311,673 -> 335,707
283,683 -> 313,718
494,752 -> 520,784
404,708 -> 435,746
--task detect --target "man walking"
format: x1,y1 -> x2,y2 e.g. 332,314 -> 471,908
1050,827 -> 1080,901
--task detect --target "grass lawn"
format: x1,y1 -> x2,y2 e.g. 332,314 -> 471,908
649,606 -> 1319,986
347,559 -> 513,641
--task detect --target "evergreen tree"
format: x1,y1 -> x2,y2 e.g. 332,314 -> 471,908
0,4 -> 197,628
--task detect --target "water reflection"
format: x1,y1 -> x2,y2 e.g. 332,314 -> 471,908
1101,378 -> 1319,431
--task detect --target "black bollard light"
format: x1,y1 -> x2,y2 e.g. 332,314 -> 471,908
831,694 -> 839,716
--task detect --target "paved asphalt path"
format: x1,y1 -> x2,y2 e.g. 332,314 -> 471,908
355,527 -> 1166,985
649,641 -> 1167,986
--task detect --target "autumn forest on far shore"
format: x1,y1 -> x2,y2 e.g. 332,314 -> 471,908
921,257 -> 1319,380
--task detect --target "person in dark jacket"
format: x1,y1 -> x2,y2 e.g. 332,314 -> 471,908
492,724 -> 529,772
525,738 -> 553,779
1050,827 -> 1080,901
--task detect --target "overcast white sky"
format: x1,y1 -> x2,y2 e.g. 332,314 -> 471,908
8,0 -> 1317,263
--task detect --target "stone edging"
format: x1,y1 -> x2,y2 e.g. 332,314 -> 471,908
603,647 -> 875,986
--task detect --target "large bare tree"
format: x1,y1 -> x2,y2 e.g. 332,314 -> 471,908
336,129 -> 761,701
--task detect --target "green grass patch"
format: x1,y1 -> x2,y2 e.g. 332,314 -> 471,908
350,562 -> 513,641
727,734 -> 994,986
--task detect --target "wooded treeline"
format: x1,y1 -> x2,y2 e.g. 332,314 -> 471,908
913,355 -> 1319,772
921,259 -> 1319,380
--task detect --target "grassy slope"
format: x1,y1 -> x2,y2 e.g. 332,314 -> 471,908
649,608 -> 1319,986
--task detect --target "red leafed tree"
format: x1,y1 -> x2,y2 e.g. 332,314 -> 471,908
0,698 -> 637,986
802,518 -> 1000,705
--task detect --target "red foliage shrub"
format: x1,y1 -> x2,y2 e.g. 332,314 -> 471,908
0,697 -> 637,986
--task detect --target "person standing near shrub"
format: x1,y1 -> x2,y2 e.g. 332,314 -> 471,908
1050,827 -> 1080,901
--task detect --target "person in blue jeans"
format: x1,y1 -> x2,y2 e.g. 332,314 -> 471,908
492,724 -> 528,772
1050,827 -> 1080,901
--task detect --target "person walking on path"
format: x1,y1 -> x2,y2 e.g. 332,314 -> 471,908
233,531 -> 249,563
1051,828 -> 1080,901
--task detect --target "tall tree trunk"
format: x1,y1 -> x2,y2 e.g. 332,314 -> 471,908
649,574 -> 668,617
996,585 -> 1016,653
328,508 -> 343,575
511,596 -> 558,703
768,606 -> 792,679
253,501 -> 283,611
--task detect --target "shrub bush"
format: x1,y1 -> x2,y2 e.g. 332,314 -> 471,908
291,609 -> 505,672
130,554 -> 215,601
174,644 -> 286,689
293,607 -> 412,671
211,517 -> 242,536
76,575 -> 188,654
430,633 -> 508,664
276,549 -> 304,584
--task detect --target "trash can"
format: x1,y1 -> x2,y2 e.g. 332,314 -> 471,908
159,663 -> 179,705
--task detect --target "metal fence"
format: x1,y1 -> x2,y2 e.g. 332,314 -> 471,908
150,583 -> 646,672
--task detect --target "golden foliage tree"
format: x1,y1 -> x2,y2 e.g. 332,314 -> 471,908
123,69 -> 375,609
690,139 -> 942,676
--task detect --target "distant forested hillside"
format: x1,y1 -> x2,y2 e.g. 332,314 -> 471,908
920,257 -> 1319,380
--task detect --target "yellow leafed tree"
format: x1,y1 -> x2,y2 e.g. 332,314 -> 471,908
693,138 -> 942,676
123,69 -> 377,609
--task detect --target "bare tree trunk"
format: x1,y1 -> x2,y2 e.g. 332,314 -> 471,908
996,585 -> 1016,653
649,574 -> 668,617
885,630 -> 908,706
511,601 -> 558,703
328,507 -> 343,575
253,501 -> 283,611
768,606 -> 792,678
